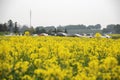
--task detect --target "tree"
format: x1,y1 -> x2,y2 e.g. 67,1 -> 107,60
53,28 -> 57,33
102,28 -> 109,33
8,20 -> 13,33
114,24 -> 120,34
0,24 -> 3,31
3,23 -> 8,32
20,25 -> 29,33
56,29 -> 63,33
47,29 -> 53,35
14,22 -> 19,34
95,24 -> 101,29
40,28 -> 46,33
65,28 -> 67,33
29,26 -> 35,34
35,27 -> 46,34
87,25 -> 94,29
35,27 -> 40,34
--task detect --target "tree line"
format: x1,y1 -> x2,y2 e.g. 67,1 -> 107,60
0,19 -> 120,35
103,24 -> 120,34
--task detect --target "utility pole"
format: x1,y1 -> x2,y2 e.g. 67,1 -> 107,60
30,9 -> 32,27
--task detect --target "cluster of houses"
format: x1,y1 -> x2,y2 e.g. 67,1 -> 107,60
5,24 -> 111,38
33,32 -> 111,38
33,25 -> 111,38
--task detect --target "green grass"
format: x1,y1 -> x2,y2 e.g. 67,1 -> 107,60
109,34 -> 120,39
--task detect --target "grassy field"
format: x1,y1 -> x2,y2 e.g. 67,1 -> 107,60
0,36 -> 120,80
109,34 -> 120,39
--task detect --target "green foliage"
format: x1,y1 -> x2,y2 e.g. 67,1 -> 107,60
14,22 -> 19,34
65,28 -> 67,33
0,32 -> 4,35
114,24 -> 120,34
109,34 -> 120,39
0,32 -> 9,36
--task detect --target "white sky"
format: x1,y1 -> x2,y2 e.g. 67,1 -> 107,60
0,0 -> 120,28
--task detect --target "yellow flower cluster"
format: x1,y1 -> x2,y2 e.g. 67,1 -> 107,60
0,36 -> 120,80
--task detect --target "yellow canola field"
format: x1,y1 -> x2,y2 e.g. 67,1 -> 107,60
0,36 -> 120,80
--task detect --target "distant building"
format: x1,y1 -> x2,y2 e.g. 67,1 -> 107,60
65,25 -> 102,35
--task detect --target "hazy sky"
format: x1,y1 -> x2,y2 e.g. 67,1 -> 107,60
0,0 -> 120,28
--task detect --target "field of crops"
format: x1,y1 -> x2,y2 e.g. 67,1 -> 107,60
0,36 -> 120,80
109,34 -> 120,39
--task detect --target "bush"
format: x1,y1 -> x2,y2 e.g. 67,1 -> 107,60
94,32 -> 102,38
24,31 -> 30,36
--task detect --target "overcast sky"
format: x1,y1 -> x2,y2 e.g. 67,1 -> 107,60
0,0 -> 120,28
